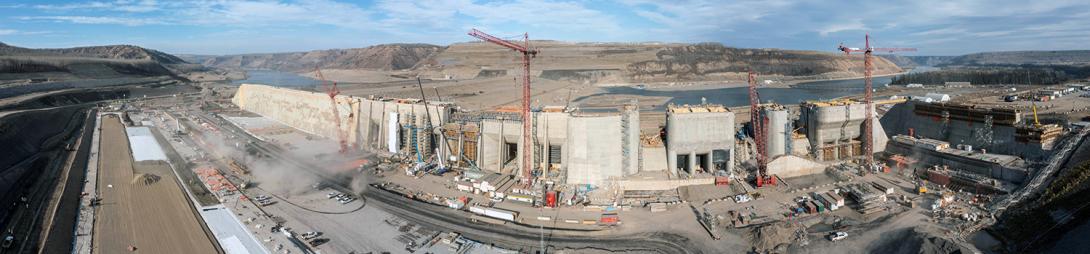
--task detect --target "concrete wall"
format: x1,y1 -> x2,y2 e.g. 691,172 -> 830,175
640,146 -> 668,172
479,119 -> 524,174
233,84 -> 359,147
665,111 -> 735,175
880,102 -> 1047,160
356,98 -> 449,154
566,115 -> 624,185
534,111 -> 569,174
234,84 -> 453,158
622,108 -> 640,176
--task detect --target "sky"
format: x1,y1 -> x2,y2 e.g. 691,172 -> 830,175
1,0 -> 1088,56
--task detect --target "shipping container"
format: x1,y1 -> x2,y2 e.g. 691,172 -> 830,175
927,170 -> 952,186
826,192 -> 846,207
812,200 -> 825,213
819,193 -> 839,210
545,191 -> 558,208
715,176 -> 730,186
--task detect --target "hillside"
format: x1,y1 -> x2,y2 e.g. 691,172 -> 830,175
0,42 -> 187,64
880,55 -> 956,68
412,41 -> 902,83
197,44 -> 442,72
942,50 -> 1090,66
0,42 -> 194,82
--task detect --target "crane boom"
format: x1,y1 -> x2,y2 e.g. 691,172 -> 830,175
468,28 -> 537,183
315,68 -> 349,153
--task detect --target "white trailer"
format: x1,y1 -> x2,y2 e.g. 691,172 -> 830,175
469,206 -> 517,221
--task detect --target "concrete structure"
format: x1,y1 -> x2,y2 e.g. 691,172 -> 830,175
763,107 -> 789,159
880,102 -> 1053,160
887,135 -> 1027,182
801,100 -> 888,161
664,104 -> 734,176
233,84 -> 451,160
475,105 -> 639,185
233,84 -> 360,147
565,114 -> 624,185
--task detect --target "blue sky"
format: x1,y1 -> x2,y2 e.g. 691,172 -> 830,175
1,0 -> 1088,55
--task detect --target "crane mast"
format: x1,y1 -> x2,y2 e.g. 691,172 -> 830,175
838,34 -> 916,170
315,68 -> 349,153
468,29 -> 538,183
749,70 -> 775,187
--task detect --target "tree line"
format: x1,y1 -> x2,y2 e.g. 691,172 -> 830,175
891,65 -> 1090,85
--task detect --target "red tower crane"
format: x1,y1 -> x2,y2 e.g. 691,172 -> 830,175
749,70 -> 775,187
837,34 -> 915,169
315,68 -> 349,153
468,28 -> 538,183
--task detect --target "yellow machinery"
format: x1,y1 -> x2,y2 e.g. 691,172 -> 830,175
1031,102 -> 1042,127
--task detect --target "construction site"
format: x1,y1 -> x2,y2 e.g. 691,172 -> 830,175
3,26 -> 1090,254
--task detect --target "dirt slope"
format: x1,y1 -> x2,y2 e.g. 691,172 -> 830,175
198,43 -> 443,72
0,42 -> 186,64
412,41 -> 902,83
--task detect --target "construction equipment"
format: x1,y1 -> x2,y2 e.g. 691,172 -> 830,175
837,34 -> 916,168
749,70 -> 775,187
314,68 -> 349,153
1031,102 -> 1042,127
467,28 -> 538,183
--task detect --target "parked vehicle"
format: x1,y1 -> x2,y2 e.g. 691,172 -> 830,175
308,238 -> 328,247
828,232 -> 848,241
301,231 -> 321,240
2,234 -> 13,249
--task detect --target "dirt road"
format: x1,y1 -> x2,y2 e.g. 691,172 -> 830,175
91,115 -> 219,254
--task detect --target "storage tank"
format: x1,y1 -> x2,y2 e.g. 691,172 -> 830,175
764,108 -> 789,159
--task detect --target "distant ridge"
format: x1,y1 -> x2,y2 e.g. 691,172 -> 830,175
0,42 -> 188,64
881,50 -> 1090,68
192,43 -> 443,72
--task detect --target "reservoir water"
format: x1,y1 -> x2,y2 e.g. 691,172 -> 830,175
574,76 -> 896,109
231,70 -> 320,87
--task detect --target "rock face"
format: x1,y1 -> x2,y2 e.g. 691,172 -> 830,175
198,44 -> 443,72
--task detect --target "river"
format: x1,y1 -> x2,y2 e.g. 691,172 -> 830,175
231,69 -> 320,87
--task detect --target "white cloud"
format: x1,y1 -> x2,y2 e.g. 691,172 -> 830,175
17,16 -> 166,26
0,29 -> 17,35
34,0 -> 159,13
819,20 -> 869,37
